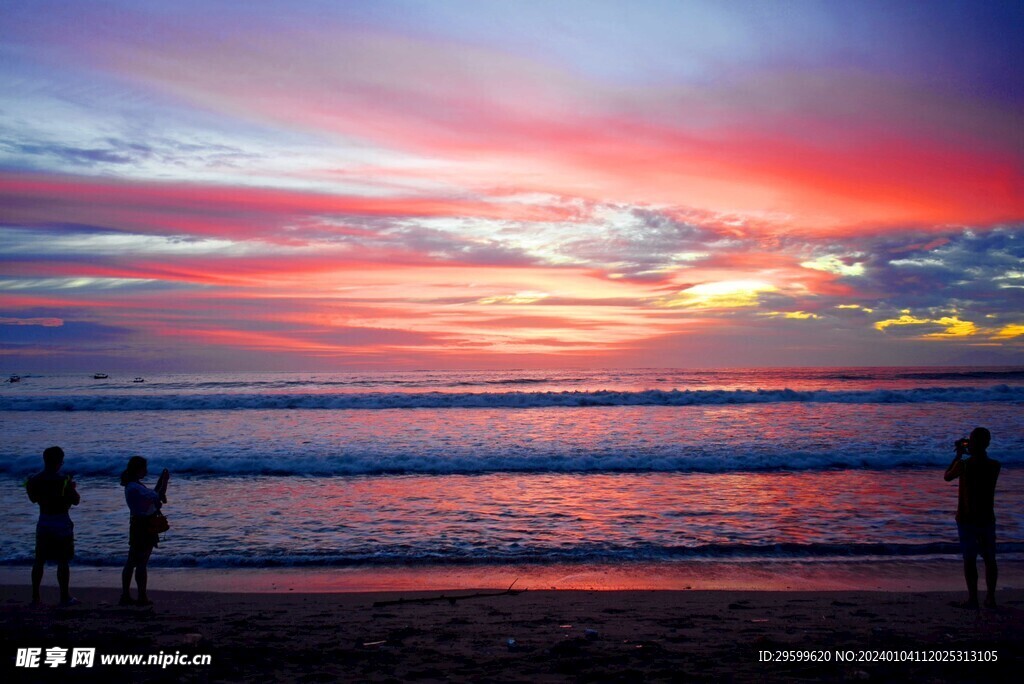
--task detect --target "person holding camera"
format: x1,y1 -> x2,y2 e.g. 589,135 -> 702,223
119,455 -> 169,607
26,446 -> 81,606
944,427 -> 1001,609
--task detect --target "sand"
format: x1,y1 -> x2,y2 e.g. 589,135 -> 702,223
3,583 -> 1022,682
5,557 -> 1023,593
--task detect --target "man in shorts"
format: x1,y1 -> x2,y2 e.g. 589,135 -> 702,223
26,446 -> 81,606
944,427 -> 1001,608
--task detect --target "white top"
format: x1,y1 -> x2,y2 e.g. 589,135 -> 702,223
125,481 -> 161,516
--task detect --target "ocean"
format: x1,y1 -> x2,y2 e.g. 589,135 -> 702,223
2,367 -> 1022,571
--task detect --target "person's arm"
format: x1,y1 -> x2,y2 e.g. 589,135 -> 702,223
26,477 -> 38,503
131,482 -> 162,501
67,477 -> 81,506
944,443 -> 966,482
155,469 -> 169,503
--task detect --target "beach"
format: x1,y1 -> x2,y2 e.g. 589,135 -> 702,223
5,0 -> 1023,677
4,367 -> 1022,680
4,582 -> 1022,682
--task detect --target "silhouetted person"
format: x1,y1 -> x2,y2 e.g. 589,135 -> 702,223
26,446 -> 80,606
119,456 -> 169,607
944,427 -> 1000,608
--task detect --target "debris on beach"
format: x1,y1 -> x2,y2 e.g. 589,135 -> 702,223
372,579 -> 522,608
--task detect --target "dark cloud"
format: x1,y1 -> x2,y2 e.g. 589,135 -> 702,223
773,226 -> 1022,328
4,222 -> 136,235
397,228 -> 537,266
6,142 -> 135,165
163,316 -> 450,348
840,226 -> 1022,315
0,319 -> 130,345
303,218 -> 541,267
0,307 -> 67,320
0,130 -> 259,173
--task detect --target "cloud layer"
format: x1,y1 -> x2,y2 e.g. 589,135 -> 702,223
1,1 -> 1021,370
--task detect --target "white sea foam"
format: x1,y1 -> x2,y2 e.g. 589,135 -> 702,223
2,442 -> 1020,477
2,385 -> 1021,412
9,541 -> 1021,568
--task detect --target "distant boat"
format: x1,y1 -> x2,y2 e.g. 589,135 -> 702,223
93,373 -> 109,379
7,375 -> 19,383
133,377 -> 145,383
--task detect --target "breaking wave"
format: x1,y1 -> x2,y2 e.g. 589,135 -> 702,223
3,385 -> 1021,412
3,541 -> 1022,568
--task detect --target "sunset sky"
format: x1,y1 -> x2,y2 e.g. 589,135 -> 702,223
2,0 -> 1022,371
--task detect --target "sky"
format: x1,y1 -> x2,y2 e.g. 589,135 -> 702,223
1,0 -> 1022,371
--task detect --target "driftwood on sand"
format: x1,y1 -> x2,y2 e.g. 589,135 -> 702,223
372,579 -> 522,607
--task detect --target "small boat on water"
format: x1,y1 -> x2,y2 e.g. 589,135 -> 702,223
7,375 -> 19,383
133,377 -> 145,383
94,373 -> 109,379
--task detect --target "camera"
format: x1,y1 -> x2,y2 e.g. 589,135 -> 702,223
955,438 -> 970,455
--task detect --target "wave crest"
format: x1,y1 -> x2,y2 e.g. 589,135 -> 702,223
2,385 -> 1021,412
3,541 -> 1022,568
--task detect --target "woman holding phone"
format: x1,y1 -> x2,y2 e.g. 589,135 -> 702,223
119,456 -> 169,606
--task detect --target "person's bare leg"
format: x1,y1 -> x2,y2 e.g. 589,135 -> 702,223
983,555 -> 997,608
57,561 -> 71,603
963,556 -> 980,608
121,556 -> 136,604
31,559 -> 44,604
135,546 -> 154,605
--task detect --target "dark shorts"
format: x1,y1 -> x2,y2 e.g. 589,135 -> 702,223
957,523 -> 996,560
129,515 -> 160,552
35,531 -> 74,563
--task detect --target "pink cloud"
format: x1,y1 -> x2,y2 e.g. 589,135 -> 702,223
68,22 -> 1023,230
0,172 -> 578,243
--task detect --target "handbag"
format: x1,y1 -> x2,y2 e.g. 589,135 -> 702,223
147,512 -> 170,534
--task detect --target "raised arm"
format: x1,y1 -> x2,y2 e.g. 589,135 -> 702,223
67,477 -> 81,506
155,468 -> 170,503
133,482 -> 163,501
944,443 -> 965,482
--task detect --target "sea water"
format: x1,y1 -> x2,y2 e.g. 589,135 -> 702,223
1,367 -> 1021,569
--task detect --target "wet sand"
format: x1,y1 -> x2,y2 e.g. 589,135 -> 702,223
4,557 -> 1023,594
3,583 -> 1022,682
